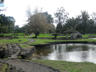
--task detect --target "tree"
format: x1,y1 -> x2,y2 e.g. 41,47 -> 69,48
64,17 -> 77,30
91,12 -> 96,24
43,12 -> 55,33
0,14 -> 15,33
0,26 -> 8,33
54,7 -> 69,25
56,23 -> 62,33
26,7 -> 51,38
47,24 -> 55,34
43,12 -> 53,24
7,16 -> 15,33
54,7 -> 69,33
81,11 -> 89,34
14,25 -> 20,33
1,0 -> 4,3
75,11 -> 89,34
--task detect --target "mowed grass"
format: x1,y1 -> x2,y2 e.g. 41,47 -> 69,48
20,44 -> 34,48
82,34 -> 96,37
28,38 -> 96,45
0,38 -> 29,44
32,33 -> 96,38
32,33 -> 68,38
31,59 -> 96,72
28,39 -> 56,45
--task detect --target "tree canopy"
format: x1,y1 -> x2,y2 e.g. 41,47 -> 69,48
0,14 -> 15,33
25,7 -> 55,37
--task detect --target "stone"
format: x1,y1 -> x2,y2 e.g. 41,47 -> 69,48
19,40 -> 22,42
70,31 -> 82,39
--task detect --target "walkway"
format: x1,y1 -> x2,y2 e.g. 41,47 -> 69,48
0,59 -> 60,72
22,38 -> 35,44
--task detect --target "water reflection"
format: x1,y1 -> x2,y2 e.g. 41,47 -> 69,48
35,43 -> 96,64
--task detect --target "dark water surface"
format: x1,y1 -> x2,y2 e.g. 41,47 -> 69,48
34,43 -> 96,63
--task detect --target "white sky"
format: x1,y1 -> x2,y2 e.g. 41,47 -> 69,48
1,0 -> 96,27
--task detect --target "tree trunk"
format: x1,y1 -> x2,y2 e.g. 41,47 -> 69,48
35,34 -> 37,38
55,35 -> 57,39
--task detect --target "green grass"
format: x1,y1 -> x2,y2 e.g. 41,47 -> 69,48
31,59 -> 96,72
1,33 -> 96,46
32,33 -> 96,38
0,38 -> 29,44
0,63 -> 8,72
32,33 -> 68,38
82,34 -> 96,37
20,44 -> 34,48
28,38 -> 96,45
28,39 -> 58,45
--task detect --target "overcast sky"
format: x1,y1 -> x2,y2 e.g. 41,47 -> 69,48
1,0 -> 96,27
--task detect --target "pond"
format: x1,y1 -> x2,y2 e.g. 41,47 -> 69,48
34,43 -> 96,64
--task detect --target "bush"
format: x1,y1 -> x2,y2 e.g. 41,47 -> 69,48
0,34 -> 4,37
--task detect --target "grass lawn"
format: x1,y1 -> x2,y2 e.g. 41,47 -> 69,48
0,38 -> 29,44
20,44 -> 34,48
31,33 -> 96,38
32,33 -> 69,38
31,59 -> 96,72
28,38 -> 96,45
82,34 -> 96,37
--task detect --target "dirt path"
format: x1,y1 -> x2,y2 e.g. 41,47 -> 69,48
22,38 -> 35,44
0,59 -> 60,72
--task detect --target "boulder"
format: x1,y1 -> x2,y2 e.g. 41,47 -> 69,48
70,31 -> 82,39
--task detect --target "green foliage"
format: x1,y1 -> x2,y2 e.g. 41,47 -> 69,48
17,56 -> 22,59
14,25 -> 24,33
0,34 -> 4,37
0,14 -> 15,33
43,12 -> 53,24
20,44 -> 34,48
0,26 -> 8,33
55,10 -> 96,34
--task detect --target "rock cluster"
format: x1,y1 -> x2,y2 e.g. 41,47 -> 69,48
0,44 -> 36,59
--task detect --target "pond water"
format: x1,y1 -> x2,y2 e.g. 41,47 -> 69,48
34,43 -> 96,64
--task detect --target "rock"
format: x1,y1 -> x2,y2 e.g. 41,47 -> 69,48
19,40 -> 22,42
70,31 -> 82,39
0,43 -> 36,59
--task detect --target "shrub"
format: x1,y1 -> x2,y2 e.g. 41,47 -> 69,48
0,34 -> 4,37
